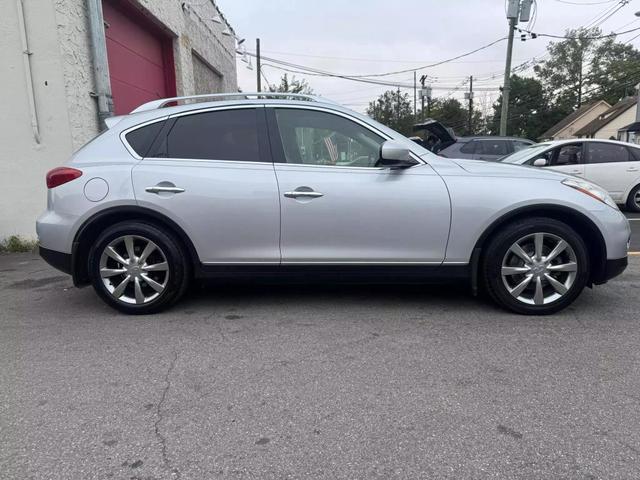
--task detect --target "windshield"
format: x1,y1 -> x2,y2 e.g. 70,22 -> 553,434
501,143 -> 552,164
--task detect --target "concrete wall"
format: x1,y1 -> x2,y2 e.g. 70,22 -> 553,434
192,53 -> 224,94
554,102 -> 611,140
593,106 -> 637,140
0,0 -> 75,239
0,0 -> 237,239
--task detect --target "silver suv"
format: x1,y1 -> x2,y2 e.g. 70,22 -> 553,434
37,93 -> 630,315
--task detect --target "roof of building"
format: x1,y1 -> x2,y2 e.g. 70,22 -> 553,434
538,100 -> 608,140
574,96 -> 637,137
619,121 -> 640,133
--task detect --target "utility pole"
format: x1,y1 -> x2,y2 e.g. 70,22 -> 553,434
577,54 -> 583,108
256,38 -> 261,92
420,75 -> 427,121
635,83 -> 640,122
499,15 -> 517,136
468,75 -> 474,134
397,86 -> 401,123
500,0 -> 532,136
413,71 -> 417,119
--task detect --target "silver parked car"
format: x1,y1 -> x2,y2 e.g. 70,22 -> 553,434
37,93 -> 630,315
412,119 -> 534,160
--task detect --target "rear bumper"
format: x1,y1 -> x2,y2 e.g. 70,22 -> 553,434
39,246 -> 72,276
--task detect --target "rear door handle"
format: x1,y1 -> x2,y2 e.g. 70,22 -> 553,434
284,191 -> 324,198
627,168 -> 639,172
145,186 -> 185,194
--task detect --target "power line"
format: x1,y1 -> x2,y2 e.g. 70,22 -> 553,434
522,25 -> 640,40
555,0 -> 618,5
248,37 -> 509,79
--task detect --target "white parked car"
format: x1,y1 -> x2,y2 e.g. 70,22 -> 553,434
501,139 -> 640,212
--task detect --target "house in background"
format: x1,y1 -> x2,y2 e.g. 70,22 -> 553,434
1,0 -> 238,238
538,100 -> 611,141
575,97 -> 638,140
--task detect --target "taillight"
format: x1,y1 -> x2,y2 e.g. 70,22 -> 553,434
46,167 -> 82,189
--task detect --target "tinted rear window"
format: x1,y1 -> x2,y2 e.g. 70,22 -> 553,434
165,109 -> 260,161
585,143 -> 629,164
125,121 -> 165,157
477,140 -> 510,156
460,141 -> 476,154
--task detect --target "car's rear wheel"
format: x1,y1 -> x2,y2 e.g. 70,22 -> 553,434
88,222 -> 189,314
626,184 -> 640,212
482,218 -> 590,315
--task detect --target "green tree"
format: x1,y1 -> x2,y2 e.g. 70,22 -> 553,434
424,98 -> 483,136
588,37 -> 640,105
366,90 -> 414,135
534,27 -> 600,111
489,75 -> 559,140
269,74 -> 314,94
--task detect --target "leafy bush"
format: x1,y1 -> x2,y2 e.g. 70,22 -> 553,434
0,235 -> 38,253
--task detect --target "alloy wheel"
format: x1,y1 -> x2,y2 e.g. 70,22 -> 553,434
99,235 -> 169,305
635,190 -> 640,209
501,232 -> 578,306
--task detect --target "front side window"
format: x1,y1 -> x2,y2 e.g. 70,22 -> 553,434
552,144 -> 583,166
163,108 -> 260,161
585,142 -> 630,164
274,109 -> 385,167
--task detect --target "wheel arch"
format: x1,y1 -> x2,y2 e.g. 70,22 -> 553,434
471,204 -> 608,286
71,206 -> 199,286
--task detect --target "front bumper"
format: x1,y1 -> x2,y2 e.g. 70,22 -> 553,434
596,257 -> 628,284
39,246 -> 72,276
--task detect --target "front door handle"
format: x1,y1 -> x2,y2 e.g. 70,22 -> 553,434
145,186 -> 185,194
627,168 -> 639,172
284,191 -> 324,198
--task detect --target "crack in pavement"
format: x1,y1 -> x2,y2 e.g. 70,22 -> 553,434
154,350 -> 180,479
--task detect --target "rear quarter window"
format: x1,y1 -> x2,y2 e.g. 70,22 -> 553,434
125,120 -> 165,157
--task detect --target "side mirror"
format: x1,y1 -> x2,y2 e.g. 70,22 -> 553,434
378,140 -> 418,169
533,158 -> 548,167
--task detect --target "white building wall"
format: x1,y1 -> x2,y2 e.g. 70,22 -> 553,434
554,102 -> 610,140
593,106 -> 637,140
0,0 -> 75,238
0,0 -> 237,239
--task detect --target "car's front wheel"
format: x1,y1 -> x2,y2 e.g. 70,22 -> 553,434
482,218 -> 590,315
88,222 -> 189,314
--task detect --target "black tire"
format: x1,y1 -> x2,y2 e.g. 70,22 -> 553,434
88,221 -> 190,314
626,184 -> 640,213
482,217 -> 590,315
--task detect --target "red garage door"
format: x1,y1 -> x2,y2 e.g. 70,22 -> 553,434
103,1 -> 176,115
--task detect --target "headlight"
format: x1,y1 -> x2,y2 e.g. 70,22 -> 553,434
562,178 -> 618,210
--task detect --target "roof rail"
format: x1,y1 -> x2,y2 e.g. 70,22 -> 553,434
130,92 -> 336,113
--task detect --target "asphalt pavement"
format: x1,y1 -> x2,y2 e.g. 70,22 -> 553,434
2,245 -> 640,479
628,212 -> 640,252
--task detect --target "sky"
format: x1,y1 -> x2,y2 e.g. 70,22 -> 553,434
215,0 -> 640,115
